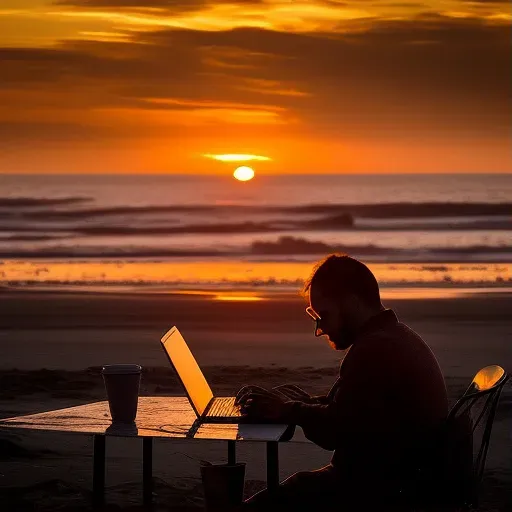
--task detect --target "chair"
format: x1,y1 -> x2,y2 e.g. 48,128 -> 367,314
319,366 -> 509,512
439,365 -> 509,509
390,365 -> 509,512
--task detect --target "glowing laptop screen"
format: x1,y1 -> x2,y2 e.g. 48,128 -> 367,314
160,327 -> 213,416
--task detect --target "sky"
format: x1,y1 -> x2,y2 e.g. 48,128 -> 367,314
0,0 -> 510,174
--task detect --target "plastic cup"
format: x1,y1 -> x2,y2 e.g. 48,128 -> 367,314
102,364 -> 142,424
200,462 -> 246,512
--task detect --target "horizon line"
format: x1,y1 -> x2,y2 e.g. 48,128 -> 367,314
1,171 -> 511,176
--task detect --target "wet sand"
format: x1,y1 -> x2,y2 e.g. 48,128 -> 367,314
1,290 -> 512,375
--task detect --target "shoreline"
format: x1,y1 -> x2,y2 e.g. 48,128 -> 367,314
2,260 -> 511,290
2,282 -> 512,301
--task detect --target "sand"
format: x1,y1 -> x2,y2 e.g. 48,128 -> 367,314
0,290 -> 511,510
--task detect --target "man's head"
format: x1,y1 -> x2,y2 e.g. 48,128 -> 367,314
303,254 -> 383,350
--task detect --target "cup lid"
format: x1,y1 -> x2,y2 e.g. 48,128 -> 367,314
102,364 -> 142,375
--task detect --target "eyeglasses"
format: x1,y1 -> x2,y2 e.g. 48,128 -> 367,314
305,306 -> 324,337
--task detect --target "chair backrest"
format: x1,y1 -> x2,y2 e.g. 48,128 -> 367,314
446,365 -> 509,500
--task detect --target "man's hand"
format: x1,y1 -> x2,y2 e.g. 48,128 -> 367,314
235,385 -> 276,405
272,384 -> 314,403
238,392 -> 291,422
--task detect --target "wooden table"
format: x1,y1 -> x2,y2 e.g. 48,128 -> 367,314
0,397 -> 293,506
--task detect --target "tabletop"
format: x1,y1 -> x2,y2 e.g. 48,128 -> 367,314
0,396 -> 291,442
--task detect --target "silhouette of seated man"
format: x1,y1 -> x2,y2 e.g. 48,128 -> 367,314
236,254 -> 449,510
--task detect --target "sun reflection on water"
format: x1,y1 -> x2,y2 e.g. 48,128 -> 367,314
214,293 -> 264,301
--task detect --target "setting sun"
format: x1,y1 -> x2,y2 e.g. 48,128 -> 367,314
233,166 -> 255,181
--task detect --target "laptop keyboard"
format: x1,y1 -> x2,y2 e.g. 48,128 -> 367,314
207,397 -> 241,417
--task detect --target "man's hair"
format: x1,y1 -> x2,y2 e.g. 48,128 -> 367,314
302,254 -> 381,308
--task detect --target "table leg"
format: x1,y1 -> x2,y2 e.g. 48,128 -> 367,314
92,435 -> 106,507
228,440 -> 236,465
143,437 -> 153,506
266,441 -> 279,493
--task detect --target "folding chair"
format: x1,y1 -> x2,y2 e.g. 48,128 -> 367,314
388,365 -> 509,511
442,364 -> 509,509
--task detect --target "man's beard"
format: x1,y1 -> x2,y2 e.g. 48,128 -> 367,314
329,339 -> 352,350
328,340 -> 339,350
328,326 -> 356,350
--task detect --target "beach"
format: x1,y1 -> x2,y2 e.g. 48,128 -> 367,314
2,0 -> 511,503
0,289 -> 511,510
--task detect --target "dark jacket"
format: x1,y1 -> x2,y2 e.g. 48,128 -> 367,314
285,309 -> 449,483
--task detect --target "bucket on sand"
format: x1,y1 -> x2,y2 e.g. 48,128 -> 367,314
200,462 -> 246,511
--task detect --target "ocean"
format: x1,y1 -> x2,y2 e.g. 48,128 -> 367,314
1,173 -> 511,293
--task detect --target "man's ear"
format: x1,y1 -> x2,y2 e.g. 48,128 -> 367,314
343,294 -> 364,317
340,293 -> 358,308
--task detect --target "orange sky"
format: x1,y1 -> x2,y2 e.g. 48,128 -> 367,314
0,0 -> 510,174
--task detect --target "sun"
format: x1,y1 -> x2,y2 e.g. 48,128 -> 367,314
233,166 -> 255,181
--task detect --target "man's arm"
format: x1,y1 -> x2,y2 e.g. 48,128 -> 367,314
282,401 -> 342,450
241,338 -> 393,452
272,384 -> 329,405
282,339 -> 394,451
311,395 -> 330,405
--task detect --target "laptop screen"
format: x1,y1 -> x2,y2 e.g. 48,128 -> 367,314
160,327 -> 213,416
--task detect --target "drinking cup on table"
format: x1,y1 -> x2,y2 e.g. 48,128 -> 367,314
101,364 -> 142,424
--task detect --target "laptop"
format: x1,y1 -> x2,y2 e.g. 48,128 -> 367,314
160,326 -> 243,423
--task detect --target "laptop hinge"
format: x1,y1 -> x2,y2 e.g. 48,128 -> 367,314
202,397 -> 214,418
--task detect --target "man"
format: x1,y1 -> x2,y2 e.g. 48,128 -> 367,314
236,254 -> 448,510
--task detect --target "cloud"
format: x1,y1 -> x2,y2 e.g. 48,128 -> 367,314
459,0 -> 510,3
0,121 -> 98,140
54,0 -> 266,13
133,17 -> 510,125
0,13 -> 510,149
204,153 -> 271,161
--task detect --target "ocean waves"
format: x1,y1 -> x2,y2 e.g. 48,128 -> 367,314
1,236 -> 511,262
2,174 -> 511,291
0,197 -> 89,208
2,196 -> 512,218
1,194 -> 511,263
1,198 -> 512,235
